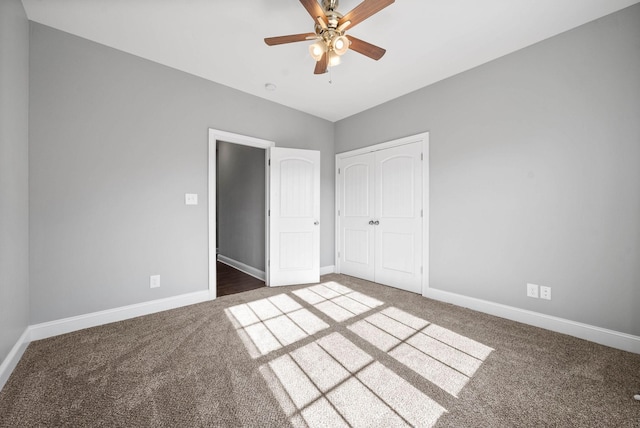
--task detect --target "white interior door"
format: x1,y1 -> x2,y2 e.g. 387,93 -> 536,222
268,147 -> 320,286
374,142 -> 423,293
338,152 -> 375,281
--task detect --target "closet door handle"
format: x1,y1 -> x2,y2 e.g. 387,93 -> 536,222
374,220 -> 380,225
314,221 -> 320,226
368,220 -> 375,225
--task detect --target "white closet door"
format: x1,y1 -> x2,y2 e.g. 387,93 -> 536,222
268,147 -> 320,286
374,142 -> 423,293
338,152 -> 375,281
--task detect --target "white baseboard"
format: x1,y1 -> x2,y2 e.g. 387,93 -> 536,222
217,254 -> 265,281
29,290 -> 211,342
320,265 -> 335,276
423,287 -> 640,354
0,328 -> 30,392
216,256 -> 335,280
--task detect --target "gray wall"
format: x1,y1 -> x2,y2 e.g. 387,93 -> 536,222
29,23 -> 334,324
217,141 -> 265,271
335,4 -> 640,336
0,0 -> 30,361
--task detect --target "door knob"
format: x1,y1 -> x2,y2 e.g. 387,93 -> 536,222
314,221 -> 320,226
374,220 -> 380,225
369,220 -> 374,225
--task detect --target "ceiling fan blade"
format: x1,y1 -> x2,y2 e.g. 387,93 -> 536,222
265,33 -> 317,46
314,52 -> 328,74
300,0 -> 328,25
338,0 -> 394,30
347,35 -> 386,60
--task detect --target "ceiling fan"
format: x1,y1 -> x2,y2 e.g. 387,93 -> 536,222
264,0 -> 395,75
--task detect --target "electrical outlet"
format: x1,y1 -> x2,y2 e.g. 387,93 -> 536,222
540,285 -> 551,300
150,275 -> 160,288
527,283 -> 539,298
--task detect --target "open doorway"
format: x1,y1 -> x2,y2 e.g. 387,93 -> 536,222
216,141 -> 266,297
208,129 -> 275,299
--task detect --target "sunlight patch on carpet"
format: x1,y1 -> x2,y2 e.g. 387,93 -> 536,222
349,306 -> 493,397
225,294 -> 329,358
260,332 -> 446,428
292,282 -> 383,321
229,281 -> 494,426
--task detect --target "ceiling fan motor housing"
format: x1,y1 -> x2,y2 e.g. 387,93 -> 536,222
321,0 -> 343,29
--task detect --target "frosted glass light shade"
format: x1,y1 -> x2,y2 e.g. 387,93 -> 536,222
309,42 -> 326,61
332,36 -> 349,56
328,51 -> 341,67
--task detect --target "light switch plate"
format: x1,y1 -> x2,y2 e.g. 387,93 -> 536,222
185,193 -> 198,205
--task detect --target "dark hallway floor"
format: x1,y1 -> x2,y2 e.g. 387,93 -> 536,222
216,261 -> 265,297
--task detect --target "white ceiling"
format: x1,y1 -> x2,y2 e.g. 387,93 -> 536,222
22,0 -> 639,122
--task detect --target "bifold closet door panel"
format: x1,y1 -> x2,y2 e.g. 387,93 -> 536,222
339,152 -> 376,282
373,142 -> 423,293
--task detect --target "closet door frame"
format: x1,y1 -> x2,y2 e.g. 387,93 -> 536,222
335,132 -> 430,295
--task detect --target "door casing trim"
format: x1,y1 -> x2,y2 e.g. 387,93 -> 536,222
208,129 -> 275,299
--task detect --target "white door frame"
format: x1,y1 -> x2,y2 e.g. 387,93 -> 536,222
208,128 -> 275,299
335,132 -> 430,295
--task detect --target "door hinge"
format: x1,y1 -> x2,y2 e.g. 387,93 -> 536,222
420,266 -> 423,274
421,153 -> 423,161
268,260 -> 270,267
338,210 -> 340,216
338,251 -> 341,258
420,209 -> 423,217
338,168 -> 341,174
268,209 -> 270,216
268,159 -> 271,166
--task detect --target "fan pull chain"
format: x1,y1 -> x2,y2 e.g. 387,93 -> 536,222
329,65 -> 333,84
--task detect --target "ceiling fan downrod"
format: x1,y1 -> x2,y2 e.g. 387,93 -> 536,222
322,0 -> 339,12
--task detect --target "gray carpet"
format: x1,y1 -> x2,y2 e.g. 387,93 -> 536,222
1,274 -> 639,427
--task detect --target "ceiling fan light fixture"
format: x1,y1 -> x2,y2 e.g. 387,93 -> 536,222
309,41 -> 326,61
332,35 -> 350,56
265,0 -> 394,74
